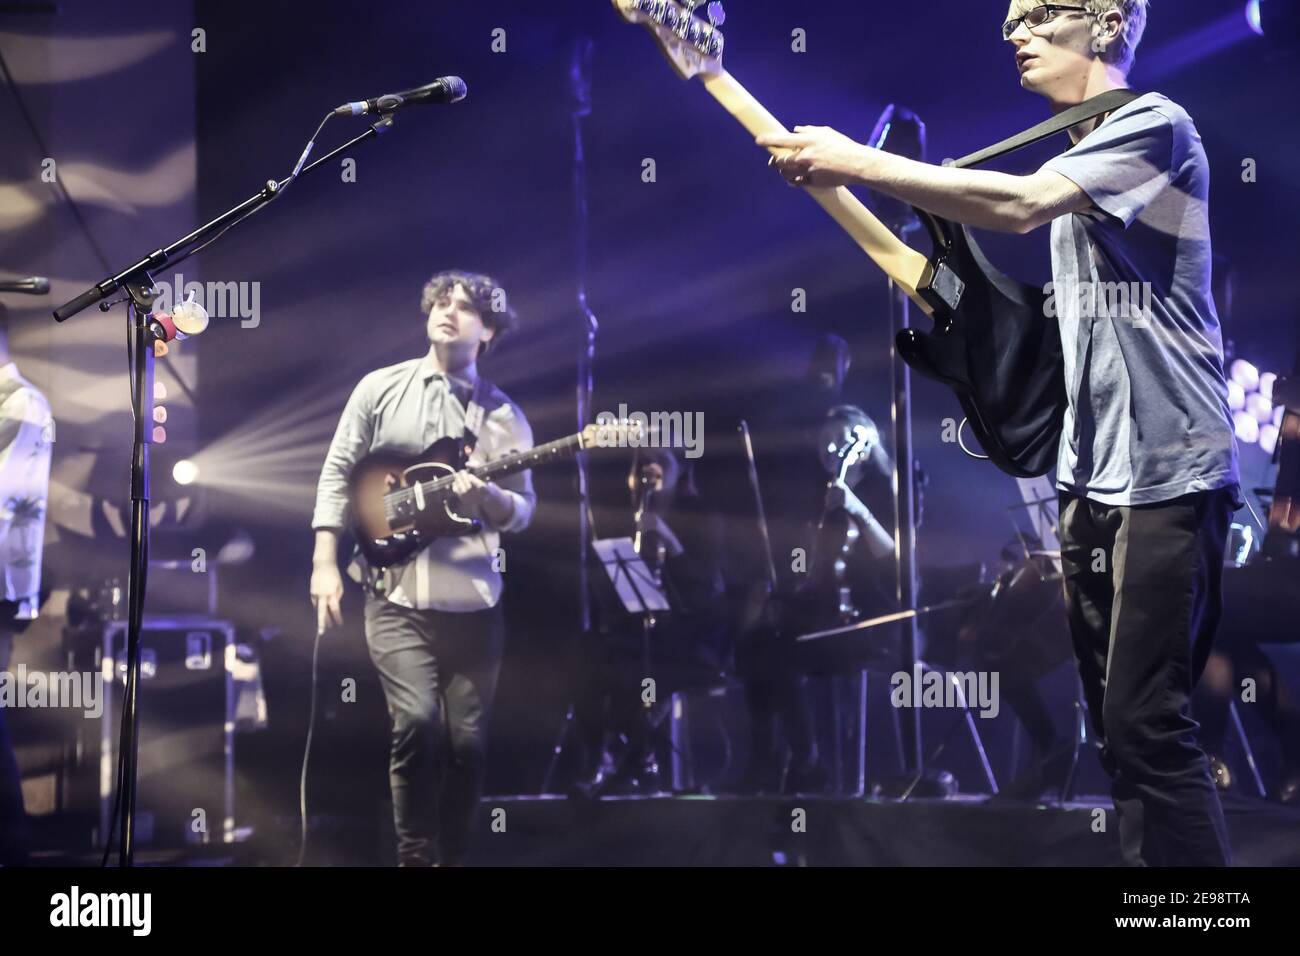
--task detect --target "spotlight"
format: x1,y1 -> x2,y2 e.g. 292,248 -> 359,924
1246,391 -> 1274,424
1233,410 -> 1260,444
173,459 -> 200,485
1247,0 -> 1300,39
1260,423 -> 1280,455
1247,0 -> 1265,35
1230,359 -> 1260,391
1227,380 -> 1246,411
1260,372 -> 1277,403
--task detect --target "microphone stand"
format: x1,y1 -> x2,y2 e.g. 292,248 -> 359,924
541,38 -> 600,795
569,37 -> 599,636
52,112 -> 398,867
540,41 -> 605,796
869,105 -> 926,775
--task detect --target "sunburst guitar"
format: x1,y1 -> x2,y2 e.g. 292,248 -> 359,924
348,420 -> 644,567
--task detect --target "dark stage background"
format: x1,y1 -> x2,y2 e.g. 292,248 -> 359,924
2,1 -> 1296,862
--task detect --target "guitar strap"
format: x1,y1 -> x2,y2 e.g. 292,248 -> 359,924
948,88 -> 1144,169
462,378 -> 485,458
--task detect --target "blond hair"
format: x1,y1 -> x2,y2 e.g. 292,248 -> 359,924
1009,0 -> 1149,74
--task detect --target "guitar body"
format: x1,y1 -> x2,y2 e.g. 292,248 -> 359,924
902,215 -> 1066,478
348,436 -> 478,568
346,419 -> 646,569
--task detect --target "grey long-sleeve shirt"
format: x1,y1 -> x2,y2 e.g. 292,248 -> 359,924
313,355 -> 535,611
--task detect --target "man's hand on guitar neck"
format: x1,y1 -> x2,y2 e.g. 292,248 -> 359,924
759,125 -> 870,189
757,125 -> 1090,235
311,529 -> 345,634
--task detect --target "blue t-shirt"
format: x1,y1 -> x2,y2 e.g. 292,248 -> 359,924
1041,92 -> 1239,506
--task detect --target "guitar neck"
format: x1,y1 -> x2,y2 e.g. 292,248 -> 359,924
700,70 -> 935,315
470,432 -> 583,484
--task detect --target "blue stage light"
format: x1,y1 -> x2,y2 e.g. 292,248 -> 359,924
1247,0 -> 1265,35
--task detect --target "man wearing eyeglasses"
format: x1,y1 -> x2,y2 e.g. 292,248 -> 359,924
759,1 -> 1240,867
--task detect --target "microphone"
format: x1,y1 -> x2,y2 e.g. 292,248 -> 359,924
333,76 -> 467,117
0,276 -> 50,295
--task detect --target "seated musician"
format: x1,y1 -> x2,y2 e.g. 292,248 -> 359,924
572,446 -> 727,797
741,404 -> 896,794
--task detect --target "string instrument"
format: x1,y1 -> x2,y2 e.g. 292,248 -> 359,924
348,420 -> 643,568
612,0 -> 1139,478
808,424 -> 877,625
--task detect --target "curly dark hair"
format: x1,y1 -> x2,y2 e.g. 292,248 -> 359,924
419,270 -> 519,355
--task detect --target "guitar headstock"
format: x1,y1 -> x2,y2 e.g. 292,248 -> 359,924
581,417 -> 655,450
834,424 -> 878,484
612,0 -> 726,81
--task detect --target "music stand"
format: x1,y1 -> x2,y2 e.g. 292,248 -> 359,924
591,537 -> 670,791
594,536 -> 669,702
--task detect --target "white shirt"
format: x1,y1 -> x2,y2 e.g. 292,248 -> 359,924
312,356 -> 535,612
0,363 -> 54,619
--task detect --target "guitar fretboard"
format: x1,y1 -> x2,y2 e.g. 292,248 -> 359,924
386,432 -> 585,514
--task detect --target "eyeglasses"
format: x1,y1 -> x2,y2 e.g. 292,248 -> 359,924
1002,4 -> 1089,41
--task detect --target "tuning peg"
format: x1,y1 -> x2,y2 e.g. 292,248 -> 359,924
706,2 -> 725,27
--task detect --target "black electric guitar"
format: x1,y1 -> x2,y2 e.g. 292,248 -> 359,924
348,420 -> 644,567
614,0 -> 1123,478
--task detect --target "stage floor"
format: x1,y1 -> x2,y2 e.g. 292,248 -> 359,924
25,792 -> 1300,867
458,792 -> 1300,867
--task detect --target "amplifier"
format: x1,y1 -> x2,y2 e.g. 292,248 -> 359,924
73,618 -> 238,849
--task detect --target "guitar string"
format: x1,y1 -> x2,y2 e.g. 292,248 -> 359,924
383,433 -> 585,516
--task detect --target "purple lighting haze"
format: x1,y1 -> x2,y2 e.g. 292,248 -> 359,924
1140,12 -> 1259,80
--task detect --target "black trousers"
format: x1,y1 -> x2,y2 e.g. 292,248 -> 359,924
1059,488 -> 1235,867
363,597 -> 504,866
